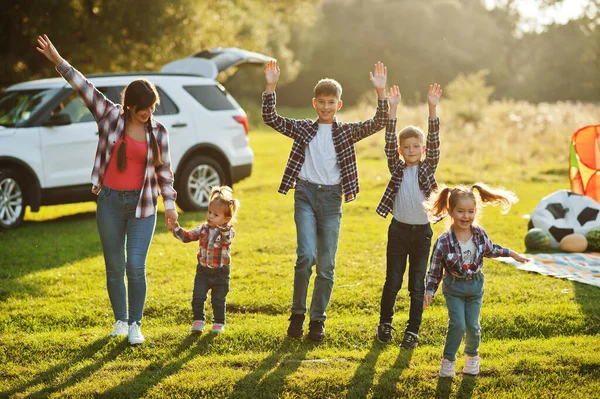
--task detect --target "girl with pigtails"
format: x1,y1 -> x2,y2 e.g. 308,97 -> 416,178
37,35 -> 178,345
172,186 -> 240,334
422,183 -> 529,378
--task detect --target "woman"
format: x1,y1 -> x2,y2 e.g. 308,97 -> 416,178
37,34 -> 178,345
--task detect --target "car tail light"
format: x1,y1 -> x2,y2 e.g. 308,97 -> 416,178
233,115 -> 249,136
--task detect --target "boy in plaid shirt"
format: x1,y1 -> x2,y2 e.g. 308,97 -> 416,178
262,60 -> 388,341
375,84 -> 442,349
172,186 -> 239,334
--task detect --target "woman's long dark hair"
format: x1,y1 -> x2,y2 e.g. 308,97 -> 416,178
117,79 -> 163,171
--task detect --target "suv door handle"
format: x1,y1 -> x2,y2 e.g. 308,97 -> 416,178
172,123 -> 187,128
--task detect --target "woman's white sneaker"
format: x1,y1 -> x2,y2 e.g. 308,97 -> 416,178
110,320 -> 129,337
462,355 -> 480,375
439,358 -> 456,377
128,323 -> 145,345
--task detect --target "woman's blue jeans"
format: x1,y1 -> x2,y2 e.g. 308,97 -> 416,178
96,187 -> 156,325
292,180 -> 342,322
442,273 -> 484,361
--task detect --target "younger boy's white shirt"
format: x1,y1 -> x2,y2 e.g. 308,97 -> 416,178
298,123 -> 341,185
393,165 -> 429,224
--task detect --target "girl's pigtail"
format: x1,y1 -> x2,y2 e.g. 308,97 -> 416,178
117,116 -> 128,171
148,118 -> 163,167
425,185 -> 452,221
471,182 -> 518,214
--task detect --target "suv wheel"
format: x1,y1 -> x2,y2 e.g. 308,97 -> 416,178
176,156 -> 226,211
0,169 -> 26,230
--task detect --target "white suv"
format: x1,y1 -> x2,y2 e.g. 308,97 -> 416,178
0,48 -> 270,229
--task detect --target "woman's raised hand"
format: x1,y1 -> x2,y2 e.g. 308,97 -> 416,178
36,34 -> 64,66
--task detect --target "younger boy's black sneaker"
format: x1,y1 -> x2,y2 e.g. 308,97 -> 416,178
400,331 -> 419,350
287,314 -> 305,338
376,322 -> 394,344
308,320 -> 326,342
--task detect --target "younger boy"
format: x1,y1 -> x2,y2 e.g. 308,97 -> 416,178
375,83 -> 442,349
262,60 -> 388,341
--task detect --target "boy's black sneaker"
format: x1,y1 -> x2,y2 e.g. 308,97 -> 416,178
308,320 -> 326,342
400,331 -> 419,350
376,322 -> 394,344
287,313 -> 305,338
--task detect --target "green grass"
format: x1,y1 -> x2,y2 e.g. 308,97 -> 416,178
1,121 -> 600,398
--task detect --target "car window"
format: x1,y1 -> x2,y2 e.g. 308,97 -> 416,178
53,87 -> 113,124
0,89 -> 60,127
183,85 -> 237,111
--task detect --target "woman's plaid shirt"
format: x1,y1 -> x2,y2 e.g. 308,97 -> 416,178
262,92 -> 388,202
425,225 -> 510,296
375,117 -> 440,218
173,224 -> 235,268
56,60 -> 177,218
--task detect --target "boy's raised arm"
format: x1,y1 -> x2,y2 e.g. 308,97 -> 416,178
424,84 -> 442,170
262,60 -> 302,140
383,85 -> 401,174
350,61 -> 389,143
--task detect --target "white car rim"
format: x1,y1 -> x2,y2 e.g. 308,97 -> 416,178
0,177 -> 23,226
187,165 -> 220,208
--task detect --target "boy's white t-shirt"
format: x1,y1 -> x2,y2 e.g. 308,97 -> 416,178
298,123 -> 341,185
393,165 -> 428,224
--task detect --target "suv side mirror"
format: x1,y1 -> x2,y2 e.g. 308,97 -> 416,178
42,114 -> 72,126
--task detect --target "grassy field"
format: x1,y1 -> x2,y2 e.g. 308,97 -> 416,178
1,102 -> 600,398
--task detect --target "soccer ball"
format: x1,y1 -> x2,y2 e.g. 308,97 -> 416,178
530,190 -> 600,248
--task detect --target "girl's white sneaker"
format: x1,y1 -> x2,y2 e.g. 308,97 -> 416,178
191,320 -> 205,333
462,355 -> 480,375
110,320 -> 129,337
212,323 -> 225,333
439,358 -> 456,377
128,323 -> 145,345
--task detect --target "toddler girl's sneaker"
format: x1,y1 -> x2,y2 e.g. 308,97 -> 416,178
462,355 -> 480,375
212,323 -> 225,333
128,323 -> 145,345
439,358 -> 456,378
191,320 -> 205,334
110,320 -> 129,337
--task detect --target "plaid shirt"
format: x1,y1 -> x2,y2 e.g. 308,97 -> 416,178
173,224 -> 235,268
376,117 -> 440,218
56,60 -> 177,218
425,225 -> 510,296
262,92 -> 388,202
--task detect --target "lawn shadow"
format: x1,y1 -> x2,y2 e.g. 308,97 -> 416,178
435,377 -> 454,399
572,281 -> 600,335
346,339 -> 384,399
457,375 -> 477,398
0,336 -> 122,398
229,338 -> 310,399
100,333 -> 214,398
370,347 -> 414,398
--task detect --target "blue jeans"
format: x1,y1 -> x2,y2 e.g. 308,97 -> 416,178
192,265 -> 230,324
442,273 -> 485,361
292,180 -> 342,322
96,186 -> 156,325
379,219 -> 432,334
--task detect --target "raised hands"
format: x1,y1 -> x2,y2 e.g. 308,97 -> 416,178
427,83 -> 442,107
387,85 -> 401,118
264,60 -> 280,94
369,61 -> 387,98
36,34 -> 64,66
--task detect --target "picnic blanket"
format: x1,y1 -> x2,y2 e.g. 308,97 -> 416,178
497,253 -> 600,288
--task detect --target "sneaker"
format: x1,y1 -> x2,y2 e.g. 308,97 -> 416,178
128,323 -> 145,345
287,313 -> 305,338
439,358 -> 456,378
109,320 -> 128,337
376,322 -> 394,344
462,355 -> 480,375
308,320 -> 325,342
400,331 -> 419,350
191,320 -> 205,334
212,323 -> 225,334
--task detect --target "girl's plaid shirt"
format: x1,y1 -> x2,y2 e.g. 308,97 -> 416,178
56,60 -> 177,218
262,92 -> 388,202
425,225 -> 510,296
173,224 -> 235,268
375,117 -> 440,218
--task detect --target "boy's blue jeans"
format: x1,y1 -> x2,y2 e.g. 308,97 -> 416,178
292,179 -> 342,322
442,273 -> 484,361
379,219 -> 433,334
192,265 -> 230,324
96,187 -> 156,326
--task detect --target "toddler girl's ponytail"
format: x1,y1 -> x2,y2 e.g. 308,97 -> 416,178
425,186 -> 453,221
471,182 -> 518,214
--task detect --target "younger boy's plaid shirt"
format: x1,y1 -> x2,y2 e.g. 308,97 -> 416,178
376,117 -> 440,218
262,92 -> 388,202
425,225 -> 510,296
56,60 -> 177,218
173,224 -> 235,268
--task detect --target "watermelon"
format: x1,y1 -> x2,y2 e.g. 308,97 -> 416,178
524,228 -> 551,250
585,227 -> 600,251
